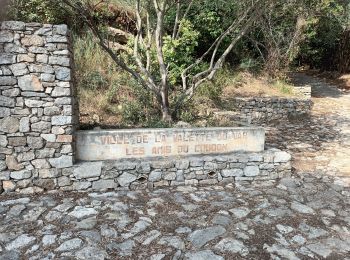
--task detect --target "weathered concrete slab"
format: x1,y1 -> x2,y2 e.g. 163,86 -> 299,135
76,127 -> 265,161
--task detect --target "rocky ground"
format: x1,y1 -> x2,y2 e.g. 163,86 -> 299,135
0,73 -> 350,259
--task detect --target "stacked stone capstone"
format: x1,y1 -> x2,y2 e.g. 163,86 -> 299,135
0,21 -> 77,194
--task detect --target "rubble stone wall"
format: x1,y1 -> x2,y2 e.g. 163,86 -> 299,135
0,21 -> 77,194
58,149 -> 291,192
227,97 -> 313,125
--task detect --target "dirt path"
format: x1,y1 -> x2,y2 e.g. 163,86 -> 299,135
266,72 -> 350,185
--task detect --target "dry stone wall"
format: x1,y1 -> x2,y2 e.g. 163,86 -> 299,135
59,149 -> 291,192
0,21 -> 77,194
216,97 -> 312,125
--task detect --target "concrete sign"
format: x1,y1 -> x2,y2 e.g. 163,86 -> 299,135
76,127 -> 265,161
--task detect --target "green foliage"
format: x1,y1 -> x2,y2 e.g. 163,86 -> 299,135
6,0 -> 66,24
163,20 -> 200,85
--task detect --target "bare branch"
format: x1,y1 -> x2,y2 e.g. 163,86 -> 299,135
175,0 -> 194,39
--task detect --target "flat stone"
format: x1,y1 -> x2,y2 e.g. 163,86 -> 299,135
188,226 -> 226,248
73,162 -> 102,179
42,235 -> 57,246
214,238 -> 248,255
49,155 -> 73,168
68,206 -> 98,218
76,246 -> 107,260
184,250 -> 224,260
113,240 -> 135,256
55,238 -> 83,251
158,236 -> 185,250
117,172 -> 137,187
53,24 -> 68,35
291,201 -> 315,214
5,234 -> 36,250
307,243 -> 332,258
18,75 -> 44,91
229,207 -> 251,218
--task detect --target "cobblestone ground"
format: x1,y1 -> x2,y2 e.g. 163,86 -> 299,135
1,73 -> 350,260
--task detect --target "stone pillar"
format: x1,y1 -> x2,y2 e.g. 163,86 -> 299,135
0,21 -> 77,194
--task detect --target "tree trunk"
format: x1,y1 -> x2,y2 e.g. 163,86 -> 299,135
160,87 -> 172,122
337,28 -> 350,73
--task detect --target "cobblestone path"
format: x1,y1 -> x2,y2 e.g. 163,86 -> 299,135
0,73 -> 349,260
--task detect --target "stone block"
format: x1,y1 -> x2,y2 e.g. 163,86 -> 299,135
0,96 -> 15,107
0,76 -> 16,85
49,155 -> 73,169
41,134 -> 56,142
31,121 -> 51,132
175,160 -> 189,170
0,54 -> 16,65
27,136 -> 44,149
92,180 -> 118,191
73,162 -> 102,179
52,87 -> 70,97
0,31 -> 13,43
52,116 -> 71,126
47,35 -> 68,43
148,170 -> 162,182
8,137 -> 26,146
1,21 -> 25,30
49,56 -> 70,67
57,176 -> 71,187
9,63 -> 27,77
117,172 -> 137,187
17,54 -> 35,63
4,43 -> 26,53
5,155 -> 23,171
2,180 -> 16,192
243,165 -> 260,176
32,159 -> 51,169
274,151 -> 292,163
10,170 -> 32,180
18,75 -> 44,92
19,117 -> 30,133
0,135 -> 8,147
164,172 -> 176,181
54,66 -> 71,81
221,169 -> 243,177
39,169 -> 59,178
53,24 -> 68,35
0,117 -> 19,133
2,88 -> 20,97
0,107 -> 11,117
56,135 -> 73,143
